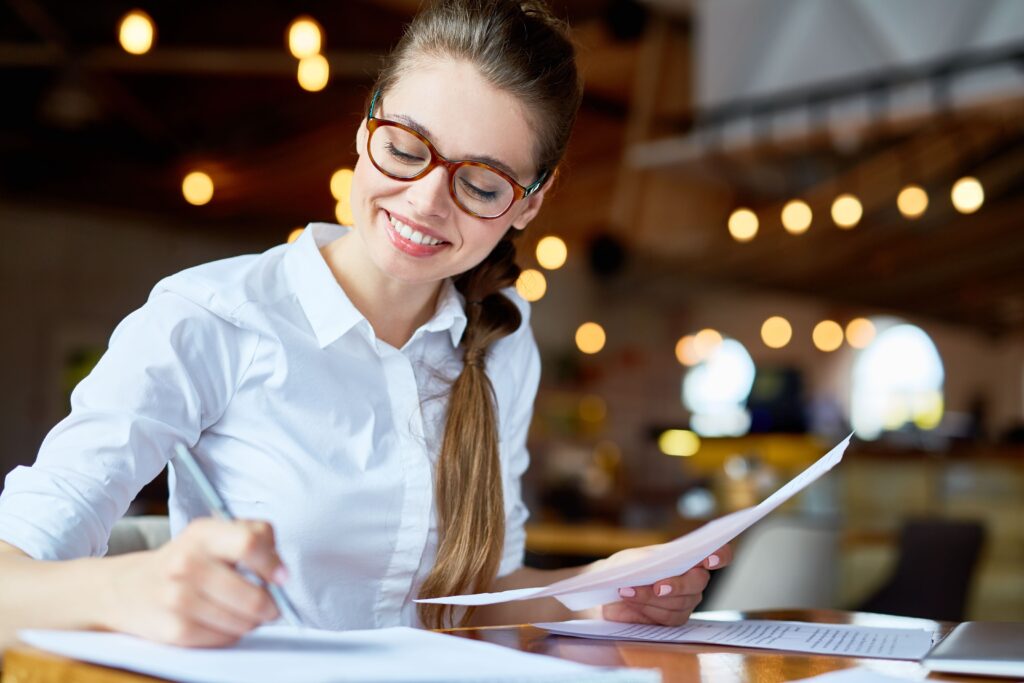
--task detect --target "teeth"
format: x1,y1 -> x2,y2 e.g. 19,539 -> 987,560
389,215 -> 443,246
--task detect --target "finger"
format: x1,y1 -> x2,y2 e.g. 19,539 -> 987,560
157,581 -> 261,640
195,557 -> 280,625
602,601 -> 660,624
635,594 -> 702,626
618,567 -> 709,602
192,518 -> 287,585
703,543 -> 733,570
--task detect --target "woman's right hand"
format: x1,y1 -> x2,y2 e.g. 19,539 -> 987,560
100,518 -> 287,647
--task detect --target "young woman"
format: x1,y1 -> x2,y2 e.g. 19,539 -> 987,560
0,0 -> 730,648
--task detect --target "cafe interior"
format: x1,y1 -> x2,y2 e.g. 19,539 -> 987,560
1,0 -> 1022,630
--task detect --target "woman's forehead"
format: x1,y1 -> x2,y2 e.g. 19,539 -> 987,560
382,60 -> 539,180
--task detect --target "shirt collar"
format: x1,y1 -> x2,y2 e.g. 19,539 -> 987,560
284,223 -> 468,350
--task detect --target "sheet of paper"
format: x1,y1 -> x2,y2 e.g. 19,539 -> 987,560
533,618 -> 935,661
18,625 -> 660,683
418,434 -> 853,610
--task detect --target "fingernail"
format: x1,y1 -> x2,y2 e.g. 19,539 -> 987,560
707,554 -> 720,568
273,566 -> 290,585
618,587 -> 636,598
657,585 -> 672,597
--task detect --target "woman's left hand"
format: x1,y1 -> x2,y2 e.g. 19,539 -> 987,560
592,544 -> 733,626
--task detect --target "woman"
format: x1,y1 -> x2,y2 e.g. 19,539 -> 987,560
0,0 -> 729,647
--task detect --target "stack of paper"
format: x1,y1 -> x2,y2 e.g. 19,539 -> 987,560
418,434 -> 853,610
533,619 -> 936,661
19,625 -> 659,683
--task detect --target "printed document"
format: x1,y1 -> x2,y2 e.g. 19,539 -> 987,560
418,434 -> 853,610
533,619 -> 935,661
18,625 -> 659,683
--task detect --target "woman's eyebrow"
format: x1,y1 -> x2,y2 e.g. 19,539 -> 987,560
390,113 -> 524,183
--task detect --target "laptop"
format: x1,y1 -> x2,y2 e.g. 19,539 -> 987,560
923,621 -> 1024,678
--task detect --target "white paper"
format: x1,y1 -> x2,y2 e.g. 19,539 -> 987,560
533,618 -> 935,661
418,434 -> 853,610
18,625 -> 660,683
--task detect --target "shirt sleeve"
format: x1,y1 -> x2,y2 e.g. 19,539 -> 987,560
0,291 -> 258,560
494,296 -> 541,578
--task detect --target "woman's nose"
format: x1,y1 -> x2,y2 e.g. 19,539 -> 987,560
405,165 -> 451,218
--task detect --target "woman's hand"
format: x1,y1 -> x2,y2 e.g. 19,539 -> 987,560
588,544 -> 733,626
99,518 -> 287,647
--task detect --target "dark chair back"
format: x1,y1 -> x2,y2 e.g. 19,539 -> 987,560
858,518 -> 985,622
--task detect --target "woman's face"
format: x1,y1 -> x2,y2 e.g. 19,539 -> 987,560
349,58 -> 549,286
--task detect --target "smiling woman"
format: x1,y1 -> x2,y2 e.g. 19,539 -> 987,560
0,0 -> 730,649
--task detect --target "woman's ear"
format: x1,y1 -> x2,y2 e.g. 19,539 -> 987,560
510,170 -> 557,231
355,119 -> 368,155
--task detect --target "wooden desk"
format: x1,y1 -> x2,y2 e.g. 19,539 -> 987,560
0,610 -> 980,683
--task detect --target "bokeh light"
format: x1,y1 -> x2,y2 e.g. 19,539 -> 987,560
515,268 -> 547,302
728,208 -> 758,242
831,193 -> 863,229
675,335 -> 700,366
951,176 -> 984,214
575,322 -> 606,354
330,168 -> 354,201
812,320 -> 844,352
535,235 -> 568,270
118,10 -> 155,55
181,171 -> 214,206
335,199 -> 353,225
297,54 -> 329,92
897,184 -> 928,219
781,199 -> 812,235
658,429 -> 701,457
845,317 -> 876,349
288,16 -> 322,59
287,227 -> 304,243
693,328 -> 723,358
761,316 -> 793,349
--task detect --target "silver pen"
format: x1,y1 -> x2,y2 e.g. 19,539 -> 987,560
172,443 -> 303,627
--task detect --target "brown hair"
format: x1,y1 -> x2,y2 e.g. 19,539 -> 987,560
369,0 -> 582,628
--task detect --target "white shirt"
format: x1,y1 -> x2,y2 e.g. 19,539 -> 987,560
0,223 -> 539,630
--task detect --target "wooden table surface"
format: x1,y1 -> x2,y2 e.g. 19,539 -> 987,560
0,609 -> 984,683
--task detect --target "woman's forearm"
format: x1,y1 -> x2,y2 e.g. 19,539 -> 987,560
0,543 -> 113,649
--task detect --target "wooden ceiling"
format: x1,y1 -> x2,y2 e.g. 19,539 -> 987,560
1,0 -> 1021,335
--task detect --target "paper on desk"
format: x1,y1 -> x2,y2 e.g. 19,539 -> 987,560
418,433 -> 853,611
533,618 -> 935,661
18,625 -> 660,683
790,667 -> 928,683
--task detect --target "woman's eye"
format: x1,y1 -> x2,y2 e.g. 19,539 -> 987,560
459,178 -> 499,202
385,142 -> 426,164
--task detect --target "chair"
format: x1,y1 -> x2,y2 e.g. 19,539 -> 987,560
700,516 -> 840,611
856,518 -> 985,622
105,515 -> 171,556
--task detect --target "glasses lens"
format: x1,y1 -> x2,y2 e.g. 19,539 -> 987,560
369,125 -> 431,179
453,165 -> 516,218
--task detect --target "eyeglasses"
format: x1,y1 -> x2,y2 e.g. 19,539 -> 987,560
365,89 -> 548,219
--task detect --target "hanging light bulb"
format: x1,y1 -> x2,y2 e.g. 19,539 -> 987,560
897,184 -> 929,219
951,176 -> 984,214
297,54 -> 329,92
728,208 -> 758,242
781,200 -> 812,235
287,16 -> 322,59
831,193 -> 863,229
118,10 -> 155,55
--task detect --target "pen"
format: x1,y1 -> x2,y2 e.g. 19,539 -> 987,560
172,442 -> 304,628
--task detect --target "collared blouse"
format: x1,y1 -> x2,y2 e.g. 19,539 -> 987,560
0,223 -> 539,630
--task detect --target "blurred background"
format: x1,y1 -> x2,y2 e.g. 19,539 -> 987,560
1,0 -> 1022,622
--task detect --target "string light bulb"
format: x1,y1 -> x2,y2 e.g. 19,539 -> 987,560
727,208 -> 758,242
812,320 -> 844,352
297,54 -> 329,92
181,171 -> 213,206
831,194 -> 863,229
781,200 -> 812,235
287,227 -> 304,243
576,322 -> 606,354
287,16 -> 322,59
761,316 -> 793,349
951,176 -> 984,214
845,317 -> 876,349
535,235 -> 568,270
118,10 -> 155,55
897,184 -> 929,219
675,335 -> 700,366
515,268 -> 547,302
